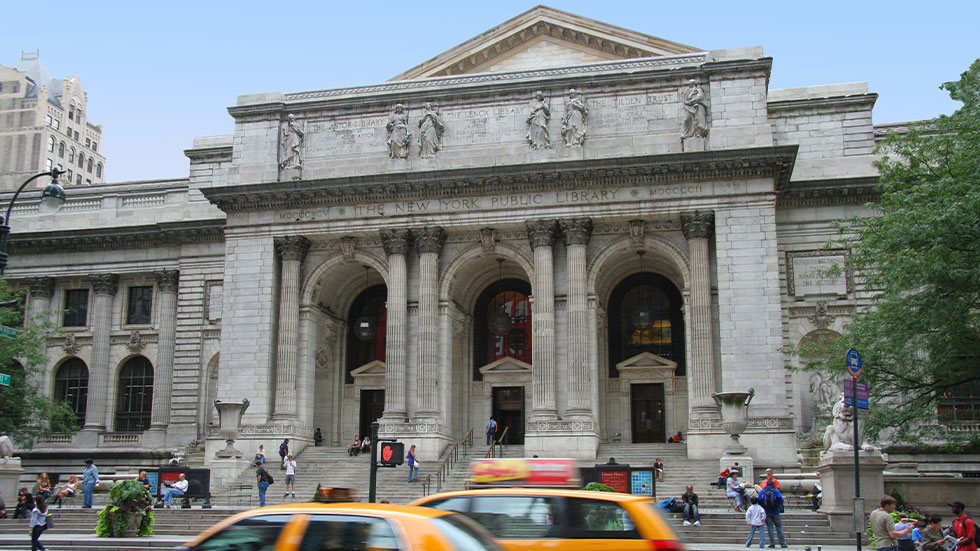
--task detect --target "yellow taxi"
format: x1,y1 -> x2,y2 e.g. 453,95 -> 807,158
411,488 -> 684,551
174,502 -> 503,551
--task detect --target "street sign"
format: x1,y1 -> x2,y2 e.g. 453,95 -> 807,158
0,373 -> 9,386
844,380 -> 870,409
0,325 -> 16,339
846,348 -> 862,378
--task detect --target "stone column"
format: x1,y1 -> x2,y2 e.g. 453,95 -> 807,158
150,270 -> 179,431
681,211 -> 717,417
414,227 -> 445,418
381,229 -> 412,422
560,218 -> 593,417
84,274 -> 118,432
526,220 -> 558,420
26,277 -> 55,320
272,236 -> 310,421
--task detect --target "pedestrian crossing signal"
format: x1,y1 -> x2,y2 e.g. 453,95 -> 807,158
380,442 -> 404,466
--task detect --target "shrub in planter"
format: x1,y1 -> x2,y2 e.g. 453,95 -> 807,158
95,480 -> 154,537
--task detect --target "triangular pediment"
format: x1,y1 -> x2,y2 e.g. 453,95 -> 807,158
616,352 -> 677,372
479,356 -> 533,375
350,360 -> 386,378
390,6 -> 701,81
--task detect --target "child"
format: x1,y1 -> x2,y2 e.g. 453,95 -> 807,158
912,519 -> 926,547
745,496 -> 767,548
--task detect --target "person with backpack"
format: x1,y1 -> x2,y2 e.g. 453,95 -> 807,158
256,463 -> 274,507
278,439 -> 289,470
486,417 -> 497,445
759,485 -> 787,548
951,501 -> 976,551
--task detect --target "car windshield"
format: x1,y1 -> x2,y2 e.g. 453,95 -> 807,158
432,514 -> 504,551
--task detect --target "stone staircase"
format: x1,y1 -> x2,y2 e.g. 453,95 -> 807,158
666,511 -> 858,546
595,443 -> 732,506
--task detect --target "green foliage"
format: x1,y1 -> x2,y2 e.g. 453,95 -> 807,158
583,482 -> 615,492
0,280 -> 78,447
794,59 -> 980,444
95,480 -> 154,537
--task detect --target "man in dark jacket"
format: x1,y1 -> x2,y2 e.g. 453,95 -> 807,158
682,485 -> 701,526
279,439 -> 289,470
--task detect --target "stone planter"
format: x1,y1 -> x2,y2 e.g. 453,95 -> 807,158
712,388 -> 754,455
214,398 -> 250,459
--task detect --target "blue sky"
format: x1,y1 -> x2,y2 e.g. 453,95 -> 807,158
2,0 -> 977,183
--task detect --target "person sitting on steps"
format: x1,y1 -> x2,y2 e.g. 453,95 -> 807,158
348,434 -> 362,457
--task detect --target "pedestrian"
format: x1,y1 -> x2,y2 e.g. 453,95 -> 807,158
759,484 -> 788,548
314,428 -> 323,447
162,473 -> 188,508
950,501 -> 977,551
486,416 -> 497,445
29,495 -> 48,551
252,444 -> 265,467
897,515 -> 916,551
654,458 -> 665,482
256,463 -> 272,507
745,496 -> 767,548
82,458 -> 98,509
407,445 -> 418,482
283,454 -> 297,498
921,515 -> 946,551
14,488 -> 34,519
728,470 -> 747,512
810,472 -> 822,511
681,485 -> 701,526
279,438 -> 289,469
870,495 -> 913,551
912,518 -> 926,548
760,468 -> 781,490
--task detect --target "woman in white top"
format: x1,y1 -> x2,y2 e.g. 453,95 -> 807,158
29,495 -> 48,551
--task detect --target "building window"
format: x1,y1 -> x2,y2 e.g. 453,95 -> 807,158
115,356 -> 154,432
74,130 -> 79,140
96,163 -> 103,178
68,105 -> 74,121
126,286 -> 153,325
46,115 -> 53,126
54,359 -> 88,428
938,383 -> 980,423
76,174 -> 82,185
91,141 -> 98,151
66,169 -> 73,181
473,278 -> 532,380
58,142 -> 65,158
85,138 -> 91,147
608,272 -> 686,377
47,136 -> 55,152
87,158 -> 93,173
68,147 -> 75,163
77,153 -> 84,168
45,158 -> 53,170
53,118 -> 59,130
63,289 -> 89,327
345,284 -> 387,383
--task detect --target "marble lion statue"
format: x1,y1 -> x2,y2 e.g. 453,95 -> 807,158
0,435 -> 14,462
823,394 -> 876,453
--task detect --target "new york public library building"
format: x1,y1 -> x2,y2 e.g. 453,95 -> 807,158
10,7 -> 896,479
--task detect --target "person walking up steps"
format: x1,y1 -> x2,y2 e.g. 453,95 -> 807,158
81,459 -> 98,509
745,496 -> 767,548
279,438 -> 289,469
29,496 -> 48,551
486,416 -> 497,445
256,463 -> 273,507
283,455 -> 297,498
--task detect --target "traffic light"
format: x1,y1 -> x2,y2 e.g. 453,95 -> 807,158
379,441 -> 404,466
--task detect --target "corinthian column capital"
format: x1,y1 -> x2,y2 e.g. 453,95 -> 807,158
525,219 -> 558,249
681,211 -> 715,240
415,226 -> 446,255
381,229 -> 413,256
153,270 -> 180,292
27,277 -> 55,299
275,236 -> 311,262
560,217 -> 593,246
88,274 -> 119,296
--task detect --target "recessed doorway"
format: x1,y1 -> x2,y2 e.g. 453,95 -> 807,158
359,389 -> 385,440
491,386 -> 525,445
630,383 -> 665,443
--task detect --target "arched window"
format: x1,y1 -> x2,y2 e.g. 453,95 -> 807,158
87,158 -> 93,173
47,136 -> 55,152
345,284 -> 387,383
54,359 -> 88,428
58,142 -> 65,158
473,278 -> 532,380
68,147 -> 75,163
77,153 -> 84,168
96,163 -> 103,178
115,356 -> 154,432
608,272 -> 685,377
68,105 -> 75,121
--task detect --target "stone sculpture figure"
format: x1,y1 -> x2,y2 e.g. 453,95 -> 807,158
681,78 -> 709,139
561,88 -> 588,147
526,91 -> 551,149
279,114 -> 304,173
0,435 -> 13,463
822,394 -> 875,453
386,104 -> 412,159
418,102 -> 445,158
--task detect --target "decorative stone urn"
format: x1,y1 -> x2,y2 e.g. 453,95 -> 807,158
214,398 -> 250,459
712,388 -> 755,455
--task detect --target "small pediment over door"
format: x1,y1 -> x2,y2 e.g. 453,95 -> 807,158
616,352 -> 678,391
479,357 -> 532,385
351,360 -> 386,388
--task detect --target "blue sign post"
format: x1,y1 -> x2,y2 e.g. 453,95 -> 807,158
846,348 -> 863,379
845,348 -> 864,551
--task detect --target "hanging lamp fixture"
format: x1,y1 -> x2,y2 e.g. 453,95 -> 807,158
354,265 -> 376,341
631,250 -> 654,330
489,258 -> 512,337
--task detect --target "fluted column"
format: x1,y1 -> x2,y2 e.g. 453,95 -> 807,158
560,218 -> 593,416
26,277 -> 55,321
527,220 -> 558,420
381,229 -> 412,421
273,236 -> 310,421
415,227 -> 445,418
150,270 -> 179,430
84,274 -> 118,432
681,211 -> 717,416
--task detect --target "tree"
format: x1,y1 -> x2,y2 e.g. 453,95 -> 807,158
797,59 -> 980,446
0,279 -> 77,447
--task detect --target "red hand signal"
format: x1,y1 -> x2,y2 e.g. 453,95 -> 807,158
382,445 -> 393,462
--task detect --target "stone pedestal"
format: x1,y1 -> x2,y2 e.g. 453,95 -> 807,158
0,460 -> 23,507
721,454 -> 754,486
817,450 -> 886,533
209,457 -> 251,488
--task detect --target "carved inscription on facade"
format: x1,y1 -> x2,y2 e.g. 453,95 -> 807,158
786,250 -> 850,297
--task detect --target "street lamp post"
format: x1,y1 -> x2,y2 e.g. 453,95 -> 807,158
0,169 -> 67,276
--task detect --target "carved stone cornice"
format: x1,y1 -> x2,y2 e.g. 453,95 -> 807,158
200,147 -> 799,214
275,236 -> 311,262
153,270 -> 180,293
88,274 -> 119,296
680,211 -> 714,240
479,228 -> 497,253
559,217 -> 593,246
381,229 -> 413,256
628,219 -> 645,248
414,227 -> 446,255
777,176 -> 879,208
9,220 -> 225,255
27,277 -> 55,299
526,220 -> 558,249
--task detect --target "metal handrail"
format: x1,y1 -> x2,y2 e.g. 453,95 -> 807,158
484,425 -> 510,458
424,427 -> 475,496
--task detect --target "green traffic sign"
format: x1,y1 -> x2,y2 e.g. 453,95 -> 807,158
0,373 -> 10,386
0,326 -> 16,339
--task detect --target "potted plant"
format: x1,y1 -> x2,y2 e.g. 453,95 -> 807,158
95,480 -> 154,537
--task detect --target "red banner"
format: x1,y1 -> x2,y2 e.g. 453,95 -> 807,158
599,470 -> 630,493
